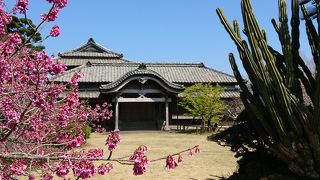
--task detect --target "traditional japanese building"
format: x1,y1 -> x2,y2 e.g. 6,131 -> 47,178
51,38 -> 239,131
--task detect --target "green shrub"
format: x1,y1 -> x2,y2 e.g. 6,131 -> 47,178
82,124 -> 92,139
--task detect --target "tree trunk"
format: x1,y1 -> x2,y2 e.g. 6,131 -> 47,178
207,120 -> 211,131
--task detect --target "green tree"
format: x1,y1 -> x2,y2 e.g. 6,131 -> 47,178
179,83 -> 226,131
7,16 -> 45,51
217,0 -> 320,178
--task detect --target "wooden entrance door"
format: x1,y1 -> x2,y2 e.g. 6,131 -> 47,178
119,102 -> 164,130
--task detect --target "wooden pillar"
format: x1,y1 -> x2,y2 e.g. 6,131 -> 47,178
115,96 -> 120,131
176,95 -> 179,120
165,96 -> 170,131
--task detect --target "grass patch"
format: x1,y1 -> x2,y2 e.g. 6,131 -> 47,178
83,131 -> 237,179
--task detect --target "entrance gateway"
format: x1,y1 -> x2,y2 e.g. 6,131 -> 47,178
100,64 -> 184,131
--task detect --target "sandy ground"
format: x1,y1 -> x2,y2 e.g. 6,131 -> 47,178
84,131 -> 237,180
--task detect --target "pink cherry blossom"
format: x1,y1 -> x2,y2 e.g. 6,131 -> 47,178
54,161 -> 70,178
105,131 -> 121,151
70,72 -> 83,87
2,33 -> 22,55
178,154 -> 184,163
9,160 -> 27,176
0,6 -> 12,24
41,162 -> 49,169
68,134 -> 85,148
41,7 -> 60,22
55,0 -> 68,8
73,160 -> 96,179
41,172 -> 53,180
50,25 -> 60,37
0,4 -> 11,35
166,155 -> 178,169
97,163 -> 113,175
28,174 -> 35,180
194,145 -> 200,153
90,102 -> 113,121
46,0 -> 67,8
132,156 -> 149,175
130,145 -> 149,175
188,149 -> 193,157
87,149 -> 104,159
15,0 -> 29,13
0,23 -> 5,35
8,33 -> 22,44
0,171 -> 9,180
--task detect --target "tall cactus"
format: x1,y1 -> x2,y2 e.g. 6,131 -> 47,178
217,0 -> 320,178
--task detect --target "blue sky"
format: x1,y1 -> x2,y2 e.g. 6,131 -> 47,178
12,0 -> 313,75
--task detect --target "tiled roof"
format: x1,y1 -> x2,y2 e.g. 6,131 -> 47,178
59,38 -> 123,58
220,91 -> 240,98
57,58 -> 132,66
51,62 -> 237,84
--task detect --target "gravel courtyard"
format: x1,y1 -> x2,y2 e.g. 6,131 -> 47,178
85,131 -> 237,180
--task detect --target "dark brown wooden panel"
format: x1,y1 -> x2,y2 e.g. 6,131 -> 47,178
119,102 -> 165,130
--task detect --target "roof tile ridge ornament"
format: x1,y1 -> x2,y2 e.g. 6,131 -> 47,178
88,37 -> 95,44
138,63 -> 147,70
86,61 -> 92,66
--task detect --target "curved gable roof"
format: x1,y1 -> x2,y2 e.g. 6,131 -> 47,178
100,64 -> 185,94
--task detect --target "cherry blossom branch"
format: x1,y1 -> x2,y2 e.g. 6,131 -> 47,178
0,145 -> 199,166
107,151 -> 112,160
0,154 -> 134,165
150,145 -> 199,162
